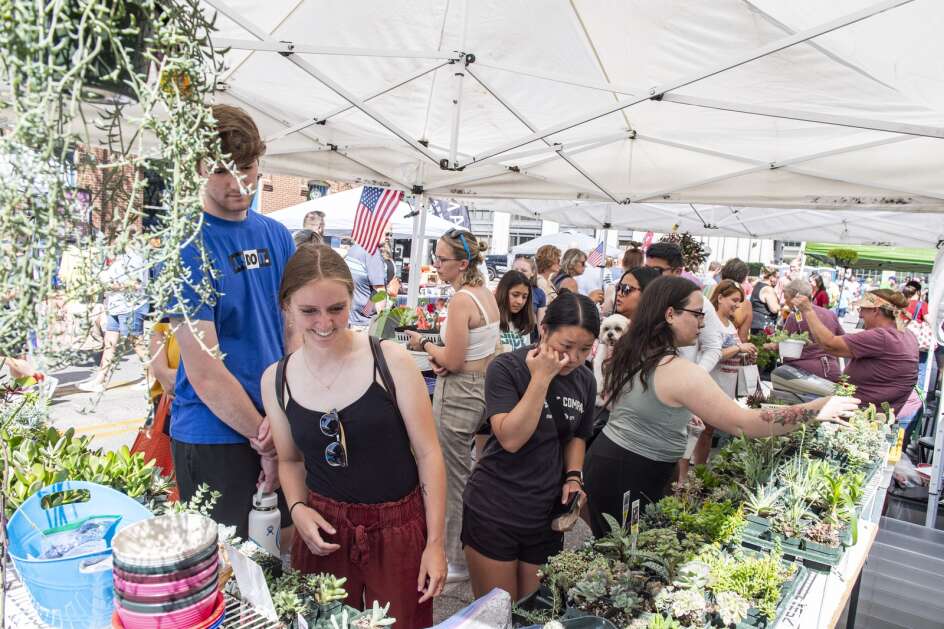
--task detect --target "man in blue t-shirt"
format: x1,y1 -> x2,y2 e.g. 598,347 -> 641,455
168,105 -> 295,539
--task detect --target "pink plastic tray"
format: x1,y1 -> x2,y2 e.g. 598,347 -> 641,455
114,563 -> 218,602
112,553 -> 218,584
115,587 -> 218,629
112,592 -> 225,629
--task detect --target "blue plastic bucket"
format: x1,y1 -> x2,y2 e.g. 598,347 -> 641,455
6,481 -> 153,628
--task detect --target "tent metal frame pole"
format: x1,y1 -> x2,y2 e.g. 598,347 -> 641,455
457,0 -> 915,168
738,0 -> 898,91
469,131 -> 632,167
926,363 -> 944,527
266,61 -> 450,142
211,37 -> 463,60
468,67 -> 623,203
448,62 -> 466,168
661,94 -> 944,139
227,87 -> 414,188
205,0 -> 445,167
407,195 -> 430,308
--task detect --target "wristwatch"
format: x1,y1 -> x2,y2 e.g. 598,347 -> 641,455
420,338 -> 431,352
564,470 -> 583,483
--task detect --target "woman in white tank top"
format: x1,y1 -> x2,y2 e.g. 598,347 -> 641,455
406,228 -> 499,584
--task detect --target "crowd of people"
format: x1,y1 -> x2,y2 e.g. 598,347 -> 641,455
35,104 -> 929,628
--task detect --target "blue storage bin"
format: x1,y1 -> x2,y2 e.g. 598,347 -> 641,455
6,480 -> 153,628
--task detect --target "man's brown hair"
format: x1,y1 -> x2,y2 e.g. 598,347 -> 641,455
211,104 -> 266,166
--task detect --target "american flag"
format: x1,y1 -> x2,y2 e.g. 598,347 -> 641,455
586,241 -> 606,267
351,186 -> 403,255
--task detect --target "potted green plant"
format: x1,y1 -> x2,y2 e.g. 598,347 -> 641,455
769,330 -> 809,359
739,482 -> 783,535
771,496 -> 811,549
803,520 -> 841,559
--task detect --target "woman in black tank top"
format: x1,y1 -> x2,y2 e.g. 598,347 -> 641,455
261,244 -> 447,628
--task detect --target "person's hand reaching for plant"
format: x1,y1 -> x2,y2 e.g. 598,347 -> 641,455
816,395 -> 860,426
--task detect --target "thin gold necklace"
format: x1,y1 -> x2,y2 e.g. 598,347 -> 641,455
300,337 -> 352,390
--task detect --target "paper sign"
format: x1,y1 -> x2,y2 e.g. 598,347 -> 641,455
225,543 -> 278,621
630,499 -> 640,559
297,613 -> 310,629
621,490 -> 632,528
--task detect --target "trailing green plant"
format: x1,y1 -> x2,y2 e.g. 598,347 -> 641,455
769,330 -> 809,344
658,231 -> 709,270
0,0 -> 231,376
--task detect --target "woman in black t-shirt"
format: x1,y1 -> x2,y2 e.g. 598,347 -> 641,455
462,292 -> 599,601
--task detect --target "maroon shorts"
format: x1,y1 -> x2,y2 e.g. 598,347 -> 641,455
292,486 -> 431,629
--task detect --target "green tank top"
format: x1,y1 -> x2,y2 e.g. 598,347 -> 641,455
602,369 -> 692,462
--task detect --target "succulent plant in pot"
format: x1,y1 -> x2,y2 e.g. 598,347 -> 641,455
739,481 -> 784,531
804,520 -> 842,558
714,591 -> 751,627
772,495 -> 812,547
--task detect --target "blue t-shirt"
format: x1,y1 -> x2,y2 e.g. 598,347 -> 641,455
345,244 -> 387,326
532,286 -> 547,312
170,211 -> 295,445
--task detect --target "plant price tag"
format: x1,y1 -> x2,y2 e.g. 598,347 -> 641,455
297,613 -> 309,629
630,499 -> 640,559
621,490 -> 632,528
225,543 -> 278,621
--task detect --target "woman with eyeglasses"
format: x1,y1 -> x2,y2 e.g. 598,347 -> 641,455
261,244 -> 447,627
405,228 -> 500,584
582,276 -> 858,537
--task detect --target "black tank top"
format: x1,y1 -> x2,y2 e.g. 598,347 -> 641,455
750,281 -> 777,331
280,351 -> 419,504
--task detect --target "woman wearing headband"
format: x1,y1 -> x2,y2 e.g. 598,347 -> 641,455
794,289 -> 917,413
405,228 -> 500,584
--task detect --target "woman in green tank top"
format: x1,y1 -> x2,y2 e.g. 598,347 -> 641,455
583,276 -> 858,538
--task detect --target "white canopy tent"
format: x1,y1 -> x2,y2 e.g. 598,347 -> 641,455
204,0 -> 944,211
265,186 -> 456,238
191,0 -> 944,523
510,232 -> 622,258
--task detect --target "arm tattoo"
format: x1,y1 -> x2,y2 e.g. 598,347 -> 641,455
760,406 -> 817,426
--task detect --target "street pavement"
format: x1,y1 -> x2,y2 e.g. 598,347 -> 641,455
47,353 -> 149,453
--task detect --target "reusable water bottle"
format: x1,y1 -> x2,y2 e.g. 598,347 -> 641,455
248,490 -> 281,556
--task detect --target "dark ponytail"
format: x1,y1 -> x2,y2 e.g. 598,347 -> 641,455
603,276 -> 699,401
543,291 -> 600,339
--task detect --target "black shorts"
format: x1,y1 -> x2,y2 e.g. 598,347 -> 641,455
171,440 -> 291,540
460,505 -> 563,566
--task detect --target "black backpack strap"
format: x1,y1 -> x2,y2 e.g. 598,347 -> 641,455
275,354 -> 291,412
368,336 -> 399,416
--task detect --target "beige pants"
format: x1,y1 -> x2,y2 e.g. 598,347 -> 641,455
433,371 -> 486,570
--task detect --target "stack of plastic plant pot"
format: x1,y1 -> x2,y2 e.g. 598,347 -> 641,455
110,514 -> 225,629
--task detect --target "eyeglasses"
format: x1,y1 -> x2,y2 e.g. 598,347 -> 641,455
320,410 -> 348,467
618,284 -> 639,296
677,307 -> 706,320
434,255 -> 461,265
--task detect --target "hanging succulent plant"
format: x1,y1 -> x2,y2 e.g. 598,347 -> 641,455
658,231 -> 710,270
0,0 -> 228,369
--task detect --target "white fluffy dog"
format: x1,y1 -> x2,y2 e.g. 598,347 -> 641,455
593,313 -> 630,406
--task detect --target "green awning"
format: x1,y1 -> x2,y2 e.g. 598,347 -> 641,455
804,242 -> 936,273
